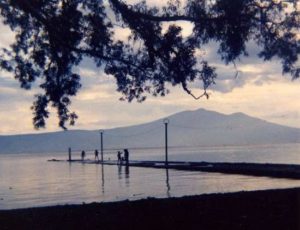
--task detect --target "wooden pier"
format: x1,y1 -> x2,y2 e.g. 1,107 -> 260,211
48,159 -> 300,180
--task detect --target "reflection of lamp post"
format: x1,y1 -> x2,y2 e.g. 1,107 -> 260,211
163,118 -> 169,167
101,163 -> 105,194
99,130 -> 104,163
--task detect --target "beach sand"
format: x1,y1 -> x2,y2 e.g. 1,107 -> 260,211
1,187 -> 300,230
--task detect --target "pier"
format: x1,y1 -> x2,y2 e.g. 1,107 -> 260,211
48,159 -> 300,180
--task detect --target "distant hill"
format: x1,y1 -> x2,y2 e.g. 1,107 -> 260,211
1,109 -> 300,154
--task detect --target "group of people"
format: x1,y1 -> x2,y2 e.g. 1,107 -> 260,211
80,149 -> 129,164
81,149 -> 99,161
117,149 -> 129,165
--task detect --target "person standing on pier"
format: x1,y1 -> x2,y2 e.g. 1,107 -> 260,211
81,150 -> 86,161
117,151 -> 122,165
124,149 -> 129,165
95,149 -> 99,161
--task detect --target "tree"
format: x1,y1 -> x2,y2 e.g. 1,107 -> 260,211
0,0 -> 299,129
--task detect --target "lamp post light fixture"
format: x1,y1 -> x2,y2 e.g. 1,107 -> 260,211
163,118 -> 169,167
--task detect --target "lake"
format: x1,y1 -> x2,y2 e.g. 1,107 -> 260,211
0,143 -> 300,210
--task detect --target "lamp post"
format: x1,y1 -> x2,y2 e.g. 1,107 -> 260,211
99,130 -> 104,163
163,118 -> 169,167
68,147 -> 72,162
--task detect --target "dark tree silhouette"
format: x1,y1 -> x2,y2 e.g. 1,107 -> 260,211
0,0 -> 299,129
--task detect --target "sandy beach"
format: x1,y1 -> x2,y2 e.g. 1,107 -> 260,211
1,187 -> 300,230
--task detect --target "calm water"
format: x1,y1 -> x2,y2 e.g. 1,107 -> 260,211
1,143 -> 300,210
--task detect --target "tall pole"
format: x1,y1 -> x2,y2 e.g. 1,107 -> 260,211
163,119 -> 169,167
100,130 -> 104,163
68,147 -> 72,162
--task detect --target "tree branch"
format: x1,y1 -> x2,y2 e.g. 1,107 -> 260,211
109,0 -> 199,22
181,83 -> 209,100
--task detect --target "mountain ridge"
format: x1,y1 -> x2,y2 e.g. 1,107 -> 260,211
0,109 -> 299,154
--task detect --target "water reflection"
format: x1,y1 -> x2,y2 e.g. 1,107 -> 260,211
125,165 -> 130,187
68,161 -> 72,177
2,152 -> 300,210
117,164 -> 130,187
101,164 -> 105,194
118,165 -> 122,180
166,168 -> 171,197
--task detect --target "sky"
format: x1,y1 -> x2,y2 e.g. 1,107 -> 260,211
0,1 -> 299,135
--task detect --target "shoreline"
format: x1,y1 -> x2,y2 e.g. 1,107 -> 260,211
1,187 -> 300,229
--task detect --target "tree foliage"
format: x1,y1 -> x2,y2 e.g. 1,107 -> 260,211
0,0 -> 299,129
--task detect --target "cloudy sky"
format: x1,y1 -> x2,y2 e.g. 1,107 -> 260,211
0,1 -> 299,135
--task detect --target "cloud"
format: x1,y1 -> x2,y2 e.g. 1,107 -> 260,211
0,21 -> 15,49
192,39 -> 297,94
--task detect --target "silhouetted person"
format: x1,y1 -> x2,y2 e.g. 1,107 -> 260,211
117,151 -> 122,164
95,149 -> 99,161
124,149 -> 129,165
81,150 -> 85,161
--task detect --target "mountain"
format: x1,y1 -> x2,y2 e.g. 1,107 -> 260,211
0,109 -> 300,154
